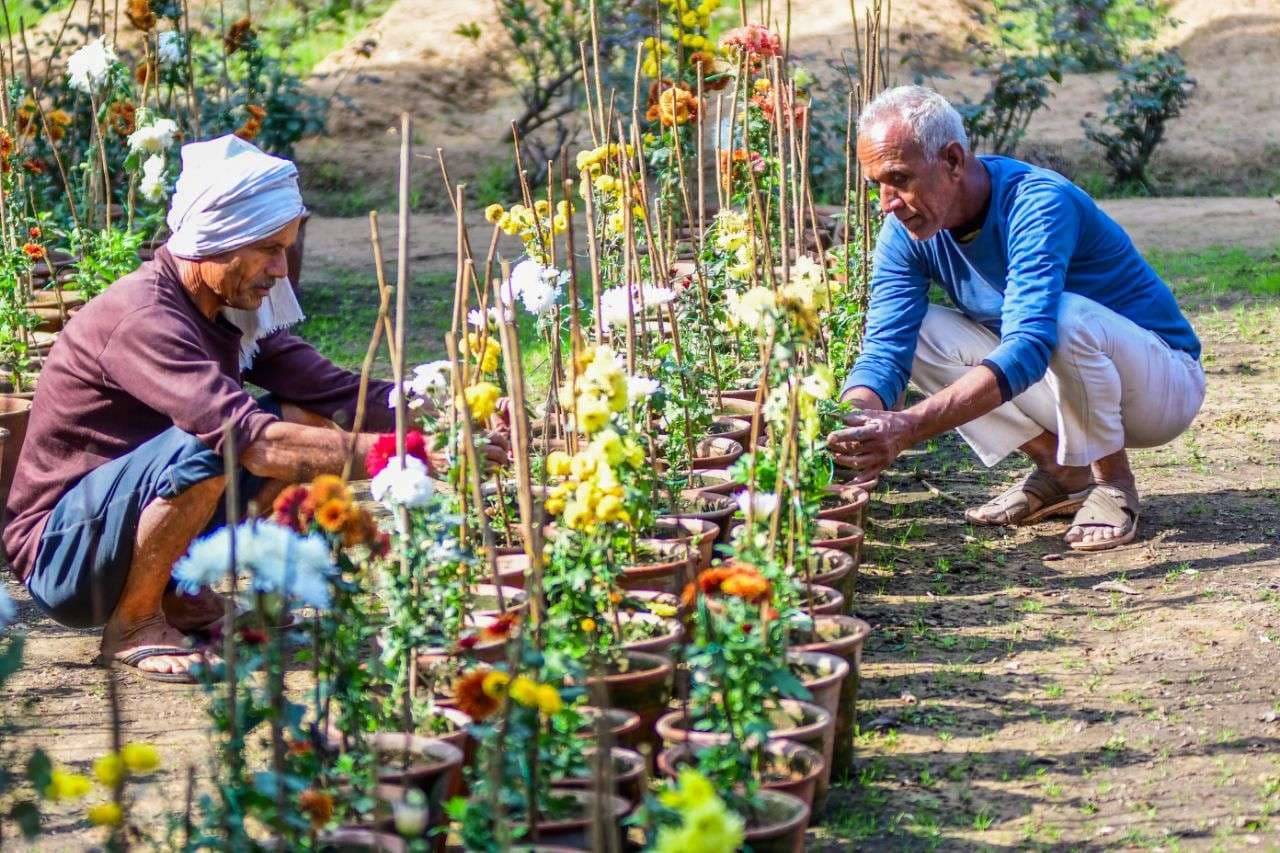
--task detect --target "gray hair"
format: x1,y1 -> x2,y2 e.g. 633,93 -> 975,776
858,85 -> 968,160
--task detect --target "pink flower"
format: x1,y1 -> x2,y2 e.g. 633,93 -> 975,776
720,24 -> 782,59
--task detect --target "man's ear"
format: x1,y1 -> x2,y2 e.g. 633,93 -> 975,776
941,141 -> 966,177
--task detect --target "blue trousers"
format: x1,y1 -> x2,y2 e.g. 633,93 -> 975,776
25,397 -> 280,628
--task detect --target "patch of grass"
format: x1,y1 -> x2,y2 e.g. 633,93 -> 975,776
3,0 -> 72,29
260,0 -> 397,76
1147,245 -> 1280,307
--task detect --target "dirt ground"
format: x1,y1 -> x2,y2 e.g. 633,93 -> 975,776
295,0 -> 1280,207
3,204 -> 1279,848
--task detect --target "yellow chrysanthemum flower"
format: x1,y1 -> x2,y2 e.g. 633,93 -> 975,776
120,742 -> 159,774
93,753 -> 124,788
509,675 -> 539,708
45,770 -> 93,801
534,683 -> 563,715
481,670 -> 510,698
87,801 -> 124,827
484,203 -> 505,224
458,381 -> 501,422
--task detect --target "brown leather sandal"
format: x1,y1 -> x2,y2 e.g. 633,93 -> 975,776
1066,484 -> 1140,551
965,469 -> 1092,527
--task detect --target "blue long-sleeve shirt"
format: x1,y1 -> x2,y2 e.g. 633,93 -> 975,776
844,155 -> 1200,407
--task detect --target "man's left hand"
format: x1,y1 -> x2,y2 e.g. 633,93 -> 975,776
827,410 -> 919,482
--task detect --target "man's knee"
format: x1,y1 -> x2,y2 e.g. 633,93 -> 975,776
1052,293 -> 1108,359
916,304 -> 995,368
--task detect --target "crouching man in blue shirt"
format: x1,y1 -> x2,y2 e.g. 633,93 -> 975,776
828,85 -> 1205,551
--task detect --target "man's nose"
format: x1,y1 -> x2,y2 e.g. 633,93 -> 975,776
880,186 -> 903,213
265,248 -> 289,279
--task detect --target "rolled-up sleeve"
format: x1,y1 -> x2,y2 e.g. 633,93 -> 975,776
100,313 -> 277,454
983,187 -> 1081,398
246,330 -> 396,432
843,219 -> 930,409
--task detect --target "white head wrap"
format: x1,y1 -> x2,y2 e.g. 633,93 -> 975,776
165,135 -> 308,370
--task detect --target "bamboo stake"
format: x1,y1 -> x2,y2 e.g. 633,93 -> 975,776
341,212 -> 394,481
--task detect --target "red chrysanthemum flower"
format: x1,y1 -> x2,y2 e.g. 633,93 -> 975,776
364,429 -> 431,478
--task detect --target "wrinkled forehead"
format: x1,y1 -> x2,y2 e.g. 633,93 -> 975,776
856,119 -> 927,173
207,217 -> 302,260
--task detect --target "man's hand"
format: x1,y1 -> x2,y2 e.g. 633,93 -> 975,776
428,435 -> 508,475
827,410 -> 920,483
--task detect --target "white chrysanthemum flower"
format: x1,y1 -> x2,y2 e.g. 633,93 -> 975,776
627,375 -> 659,402
639,284 -> 677,307
598,285 -> 632,329
173,522 -> 337,610
128,117 -> 178,154
791,255 -> 822,284
67,36 -> 117,93
139,155 -> 168,203
800,366 -> 835,401
387,381 -> 427,411
505,259 -> 565,316
370,455 -> 435,508
0,585 -> 14,632
157,31 -> 183,67
410,360 -> 452,395
736,490 -> 779,519
468,306 -> 511,328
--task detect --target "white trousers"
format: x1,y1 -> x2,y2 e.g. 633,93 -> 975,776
911,293 -> 1206,468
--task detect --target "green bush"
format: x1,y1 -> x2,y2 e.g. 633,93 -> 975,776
1082,49 -> 1195,191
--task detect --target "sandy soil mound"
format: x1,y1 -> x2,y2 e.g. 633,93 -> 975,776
295,0 -> 1280,209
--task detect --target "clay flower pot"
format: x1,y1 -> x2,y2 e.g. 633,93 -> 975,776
685,468 -> 741,498
618,610 -> 684,656
646,516 -> 720,570
584,650 -> 674,745
656,738 -> 825,812
798,547 -> 857,606
310,828 -> 410,852
352,732 -> 462,839
516,789 -> 631,849
798,583 -> 844,616
786,649 -> 850,813
691,435 -> 743,471
660,492 -> 735,548
655,698 -> 834,794
620,540 -> 696,594
790,615 -> 872,782
708,415 -> 751,445
552,746 -> 648,808
741,790 -> 811,853
469,583 -> 529,618
576,706 -> 643,752
813,518 -> 864,563
816,483 -> 870,525
0,394 -> 32,531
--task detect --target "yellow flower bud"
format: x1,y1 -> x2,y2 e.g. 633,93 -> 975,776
484,203 -> 504,224
87,802 -> 124,827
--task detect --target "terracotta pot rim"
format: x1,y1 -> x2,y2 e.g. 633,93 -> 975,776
742,789 -> 811,840
532,789 -> 631,831
656,699 -> 831,745
657,738 -> 824,788
790,615 -> 872,654
786,649 -> 850,691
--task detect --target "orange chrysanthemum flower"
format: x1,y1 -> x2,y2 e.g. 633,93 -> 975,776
453,669 -> 500,721
340,506 -> 378,548
720,567 -> 772,604
309,474 -> 349,506
656,87 -> 699,127
23,243 -> 46,261
224,16 -> 254,54
298,789 -> 334,828
126,0 -> 156,31
314,499 -> 348,533
108,100 -> 137,137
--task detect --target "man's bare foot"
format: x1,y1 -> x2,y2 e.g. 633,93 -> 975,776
163,585 -> 228,634
965,466 -> 1092,526
102,613 -> 213,680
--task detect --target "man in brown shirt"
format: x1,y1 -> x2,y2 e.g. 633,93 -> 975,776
4,136 -> 502,681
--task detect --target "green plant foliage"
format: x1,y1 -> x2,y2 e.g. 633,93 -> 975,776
1082,49 -> 1195,191
1024,0 -> 1172,72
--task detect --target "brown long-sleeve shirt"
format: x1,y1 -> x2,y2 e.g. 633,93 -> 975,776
4,246 -> 394,579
